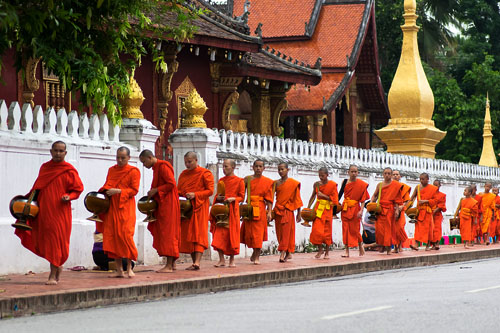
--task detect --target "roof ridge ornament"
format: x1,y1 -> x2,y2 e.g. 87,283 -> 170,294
235,0 -> 251,24
314,57 -> 322,70
255,23 -> 263,38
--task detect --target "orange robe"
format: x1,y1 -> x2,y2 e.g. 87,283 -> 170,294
431,191 -> 447,243
459,197 -> 478,242
480,192 -> 495,234
274,178 -> 303,253
393,183 -> 410,244
178,166 -> 214,253
414,184 -> 439,244
211,176 -> 244,255
375,181 -> 403,247
240,175 -> 274,248
148,160 -> 180,258
15,160 -> 83,266
310,181 -> 338,246
100,164 -> 140,260
341,179 -> 369,247
473,194 -> 482,238
495,196 -> 500,237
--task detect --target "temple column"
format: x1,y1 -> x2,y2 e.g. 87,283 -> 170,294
313,114 -> 325,142
269,83 -> 289,137
357,111 -> 371,149
251,85 -> 272,136
325,109 -> 336,144
344,82 -> 358,147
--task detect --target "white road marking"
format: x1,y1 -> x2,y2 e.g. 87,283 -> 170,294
466,285 -> 500,293
321,305 -> 393,320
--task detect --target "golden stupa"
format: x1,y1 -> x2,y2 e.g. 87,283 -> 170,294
478,94 -> 498,167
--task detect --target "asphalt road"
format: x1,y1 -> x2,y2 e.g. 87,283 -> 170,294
2,258 -> 500,332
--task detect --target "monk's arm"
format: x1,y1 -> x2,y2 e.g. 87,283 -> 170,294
307,183 -> 317,207
370,185 -> 379,203
156,165 -> 175,193
122,169 -> 140,198
194,171 -> 214,200
329,186 -> 339,204
66,171 -> 84,200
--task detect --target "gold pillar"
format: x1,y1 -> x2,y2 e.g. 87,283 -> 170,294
121,70 -> 145,119
375,0 -> 445,158
251,86 -> 271,135
479,95 -> 498,167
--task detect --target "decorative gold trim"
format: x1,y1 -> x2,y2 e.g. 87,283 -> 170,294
272,99 -> 287,136
175,76 -> 197,127
222,91 -> 240,130
181,89 -> 208,128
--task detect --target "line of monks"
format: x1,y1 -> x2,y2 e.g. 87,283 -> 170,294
13,141 -> 500,285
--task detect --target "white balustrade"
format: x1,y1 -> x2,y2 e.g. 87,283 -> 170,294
0,100 -> 122,146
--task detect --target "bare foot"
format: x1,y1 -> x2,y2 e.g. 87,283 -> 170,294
386,247 -> 391,255
341,249 -> 349,258
425,245 -> 431,251
45,279 -> 57,285
55,266 -> 63,282
127,270 -> 135,278
253,259 -> 261,265
279,252 -> 286,263
314,249 -> 323,259
156,266 -> 174,273
284,252 -> 292,262
185,264 -> 200,271
359,245 -> 365,257
214,261 -> 226,267
250,251 -> 256,262
109,272 -> 125,278
324,252 -> 330,259
228,263 -> 236,268
410,244 -> 419,251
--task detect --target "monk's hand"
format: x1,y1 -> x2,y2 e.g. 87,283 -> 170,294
61,194 -> 70,202
357,211 -> 363,219
147,188 -> 158,197
225,197 -> 236,203
216,194 -> 225,202
267,211 -> 273,222
106,188 -> 121,196
419,200 -> 429,204
185,192 -> 195,200
296,213 -> 302,223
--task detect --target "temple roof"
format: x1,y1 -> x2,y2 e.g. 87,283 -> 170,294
231,0 -> 389,122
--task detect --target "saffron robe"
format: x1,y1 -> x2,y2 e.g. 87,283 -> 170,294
459,197 -> 478,242
473,194 -> 483,238
240,175 -> 274,248
15,160 -> 83,267
100,164 -> 140,260
393,183 -> 410,245
431,191 -> 447,243
480,192 -> 496,234
341,179 -> 369,247
414,184 -> 438,244
494,196 -> 500,237
177,166 -> 214,253
211,176 -> 244,255
274,178 -> 303,253
375,181 -> 403,247
310,181 -> 338,246
148,160 -> 180,258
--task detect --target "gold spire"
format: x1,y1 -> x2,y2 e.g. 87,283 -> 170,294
479,93 -> 498,167
181,88 -> 208,128
374,0 -> 446,159
121,70 -> 145,119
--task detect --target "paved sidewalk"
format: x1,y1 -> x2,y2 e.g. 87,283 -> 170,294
1,244 -> 500,319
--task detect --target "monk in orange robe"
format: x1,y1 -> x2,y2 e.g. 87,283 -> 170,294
139,149 -> 180,273
240,159 -> 273,265
341,165 -> 368,258
489,187 -> 499,242
100,147 -> 140,278
471,185 -> 482,244
457,186 -> 478,248
494,188 -> 500,243
15,141 -> 83,285
409,173 -> 438,251
371,168 -> 402,255
273,162 -> 303,262
211,159 -> 244,267
431,179 -> 447,250
177,151 -> 214,270
479,182 -> 495,245
392,170 -> 410,253
307,167 -> 338,259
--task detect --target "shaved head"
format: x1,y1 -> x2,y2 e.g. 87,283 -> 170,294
52,141 -> 67,149
118,146 -> 130,156
139,149 -> 154,158
184,151 -> 198,160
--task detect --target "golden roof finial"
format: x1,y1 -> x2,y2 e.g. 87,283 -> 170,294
181,88 -> 208,128
120,69 -> 145,119
479,93 -> 497,167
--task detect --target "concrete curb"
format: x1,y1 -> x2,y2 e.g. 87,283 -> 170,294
2,248 -> 500,318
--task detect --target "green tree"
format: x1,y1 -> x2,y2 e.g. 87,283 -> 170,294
0,0 -> 200,123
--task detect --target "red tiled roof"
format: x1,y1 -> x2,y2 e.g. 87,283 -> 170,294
259,4 -> 365,68
286,73 -> 345,111
233,0 -> 317,38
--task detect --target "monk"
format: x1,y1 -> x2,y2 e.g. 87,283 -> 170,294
471,184 -> 482,244
494,188 -> 500,243
307,167 -> 338,259
431,180 -> 447,250
15,141 -> 83,285
211,159 -> 244,267
341,165 -> 368,258
457,186 -> 478,249
100,147 -> 140,278
273,162 -> 303,263
371,167 -> 402,255
489,187 -> 499,243
240,159 -> 273,265
139,149 -> 180,273
409,173 -> 438,251
479,183 -> 495,245
177,151 -> 214,270
392,170 -> 410,253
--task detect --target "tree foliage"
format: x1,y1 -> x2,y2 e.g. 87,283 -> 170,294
0,0 -> 200,123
